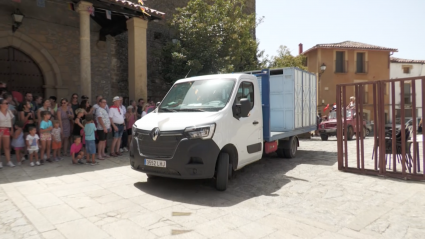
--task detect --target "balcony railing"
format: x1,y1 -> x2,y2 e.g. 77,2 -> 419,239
356,61 -> 368,74
334,60 -> 348,73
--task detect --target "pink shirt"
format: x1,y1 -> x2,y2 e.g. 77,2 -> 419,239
70,143 -> 83,154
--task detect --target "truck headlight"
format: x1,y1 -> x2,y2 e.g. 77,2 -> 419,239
184,124 -> 216,140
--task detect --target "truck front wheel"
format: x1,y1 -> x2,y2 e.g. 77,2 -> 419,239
320,134 -> 329,141
215,153 -> 229,191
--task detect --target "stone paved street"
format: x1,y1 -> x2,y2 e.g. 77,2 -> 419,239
1,137 -> 424,239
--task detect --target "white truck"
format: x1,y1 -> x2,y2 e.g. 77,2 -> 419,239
130,68 -> 317,191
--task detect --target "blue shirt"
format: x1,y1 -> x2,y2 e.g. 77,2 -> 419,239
40,120 -> 53,133
84,122 -> 96,141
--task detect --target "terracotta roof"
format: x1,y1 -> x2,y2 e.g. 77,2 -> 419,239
390,57 -> 425,64
303,41 -> 398,54
107,0 -> 165,19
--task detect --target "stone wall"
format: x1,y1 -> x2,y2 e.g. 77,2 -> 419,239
0,0 -> 255,104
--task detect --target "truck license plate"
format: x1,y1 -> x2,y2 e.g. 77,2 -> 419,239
144,159 -> 166,168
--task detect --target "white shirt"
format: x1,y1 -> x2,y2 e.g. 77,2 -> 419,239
109,106 -> 124,124
26,134 -> 39,150
0,110 -> 14,128
96,107 -> 111,130
93,104 -> 109,114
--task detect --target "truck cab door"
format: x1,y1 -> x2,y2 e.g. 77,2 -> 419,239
233,80 -> 263,167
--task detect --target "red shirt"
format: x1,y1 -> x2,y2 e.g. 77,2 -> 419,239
70,143 -> 83,153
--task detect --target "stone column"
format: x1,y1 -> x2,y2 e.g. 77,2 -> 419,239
77,1 -> 93,99
126,18 -> 148,101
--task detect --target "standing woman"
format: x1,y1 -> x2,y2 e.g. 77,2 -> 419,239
37,100 -> 55,122
79,100 -> 94,116
70,93 -> 79,114
0,98 -> 15,168
130,100 -> 138,114
57,98 -> 73,156
49,96 -> 58,113
125,105 -> 136,150
20,101 -> 35,134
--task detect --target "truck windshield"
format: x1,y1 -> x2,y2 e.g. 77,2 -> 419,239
158,79 -> 236,112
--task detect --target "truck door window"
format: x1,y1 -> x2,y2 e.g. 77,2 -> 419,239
235,82 -> 254,108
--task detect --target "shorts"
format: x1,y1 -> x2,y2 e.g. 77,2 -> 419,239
127,128 -> 132,135
97,129 -> 108,141
86,140 -> 96,154
113,124 -> 124,138
14,147 -> 24,151
52,141 -> 62,149
28,149 -> 39,154
40,133 -> 52,141
0,128 -> 10,137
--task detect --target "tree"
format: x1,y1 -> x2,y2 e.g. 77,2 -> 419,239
160,0 -> 263,83
269,45 -> 306,70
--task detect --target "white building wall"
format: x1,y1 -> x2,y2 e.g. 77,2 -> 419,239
389,62 -> 425,122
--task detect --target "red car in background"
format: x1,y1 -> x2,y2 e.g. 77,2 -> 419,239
319,109 -> 367,141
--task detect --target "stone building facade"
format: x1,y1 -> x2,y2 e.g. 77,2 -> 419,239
0,0 -> 255,103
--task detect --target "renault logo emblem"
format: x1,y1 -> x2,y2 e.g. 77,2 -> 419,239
151,127 -> 160,141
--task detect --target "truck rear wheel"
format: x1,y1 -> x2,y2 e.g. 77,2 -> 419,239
283,136 -> 297,158
215,153 -> 229,191
320,134 -> 328,141
347,126 -> 354,140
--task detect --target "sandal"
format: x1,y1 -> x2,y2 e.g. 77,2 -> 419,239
116,152 -> 122,156
97,157 -> 105,160
103,154 -> 110,158
110,153 -> 117,157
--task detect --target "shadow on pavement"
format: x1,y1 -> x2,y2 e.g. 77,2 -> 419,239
133,143 -> 337,207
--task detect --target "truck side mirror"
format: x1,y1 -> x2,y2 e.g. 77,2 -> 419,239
239,98 -> 251,118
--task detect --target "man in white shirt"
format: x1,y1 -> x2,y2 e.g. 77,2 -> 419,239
109,96 -> 125,157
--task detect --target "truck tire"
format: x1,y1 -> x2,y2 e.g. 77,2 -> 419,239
365,128 -> 371,136
320,134 -> 328,141
347,126 -> 354,140
215,153 -> 229,191
283,136 -> 297,158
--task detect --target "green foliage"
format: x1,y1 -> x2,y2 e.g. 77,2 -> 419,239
269,45 -> 307,70
161,0 -> 262,83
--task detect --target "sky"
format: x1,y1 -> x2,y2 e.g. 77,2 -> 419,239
256,0 -> 425,60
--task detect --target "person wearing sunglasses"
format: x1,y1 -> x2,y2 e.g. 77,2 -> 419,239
0,98 -> 15,168
57,98 -> 74,156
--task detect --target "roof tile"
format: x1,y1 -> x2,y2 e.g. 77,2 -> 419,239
390,57 -> 425,64
303,41 -> 398,54
108,0 -> 165,18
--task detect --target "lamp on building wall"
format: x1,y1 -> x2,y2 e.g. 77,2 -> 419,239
318,63 -> 327,80
12,9 -> 24,33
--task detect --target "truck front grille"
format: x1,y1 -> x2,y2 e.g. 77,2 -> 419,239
135,129 -> 184,158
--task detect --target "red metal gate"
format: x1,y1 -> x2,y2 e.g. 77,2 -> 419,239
0,47 -> 44,97
337,77 -> 425,180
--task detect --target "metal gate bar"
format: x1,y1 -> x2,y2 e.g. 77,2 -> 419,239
337,76 -> 425,181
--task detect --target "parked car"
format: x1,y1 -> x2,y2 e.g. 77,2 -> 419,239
385,118 -> 421,132
318,109 -> 367,141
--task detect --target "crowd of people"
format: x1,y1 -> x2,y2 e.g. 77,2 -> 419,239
0,86 -> 156,168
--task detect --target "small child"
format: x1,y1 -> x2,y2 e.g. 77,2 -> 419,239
11,121 -> 26,166
39,111 -> 53,163
70,135 -> 85,165
84,114 -> 98,166
26,127 -> 40,166
51,120 -> 62,161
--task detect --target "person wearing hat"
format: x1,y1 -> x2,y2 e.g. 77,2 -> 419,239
109,96 -> 125,157
125,105 -> 137,152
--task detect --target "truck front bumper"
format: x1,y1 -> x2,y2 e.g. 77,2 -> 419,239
129,137 -> 220,179
319,128 -> 337,135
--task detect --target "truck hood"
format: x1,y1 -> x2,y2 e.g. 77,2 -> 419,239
134,112 -> 222,131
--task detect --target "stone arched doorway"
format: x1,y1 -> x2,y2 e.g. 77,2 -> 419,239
0,47 -> 44,97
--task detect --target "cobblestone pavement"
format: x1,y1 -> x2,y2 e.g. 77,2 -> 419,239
1,137 -> 424,239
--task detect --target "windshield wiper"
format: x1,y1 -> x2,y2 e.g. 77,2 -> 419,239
176,109 -> 206,112
159,108 -> 177,112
